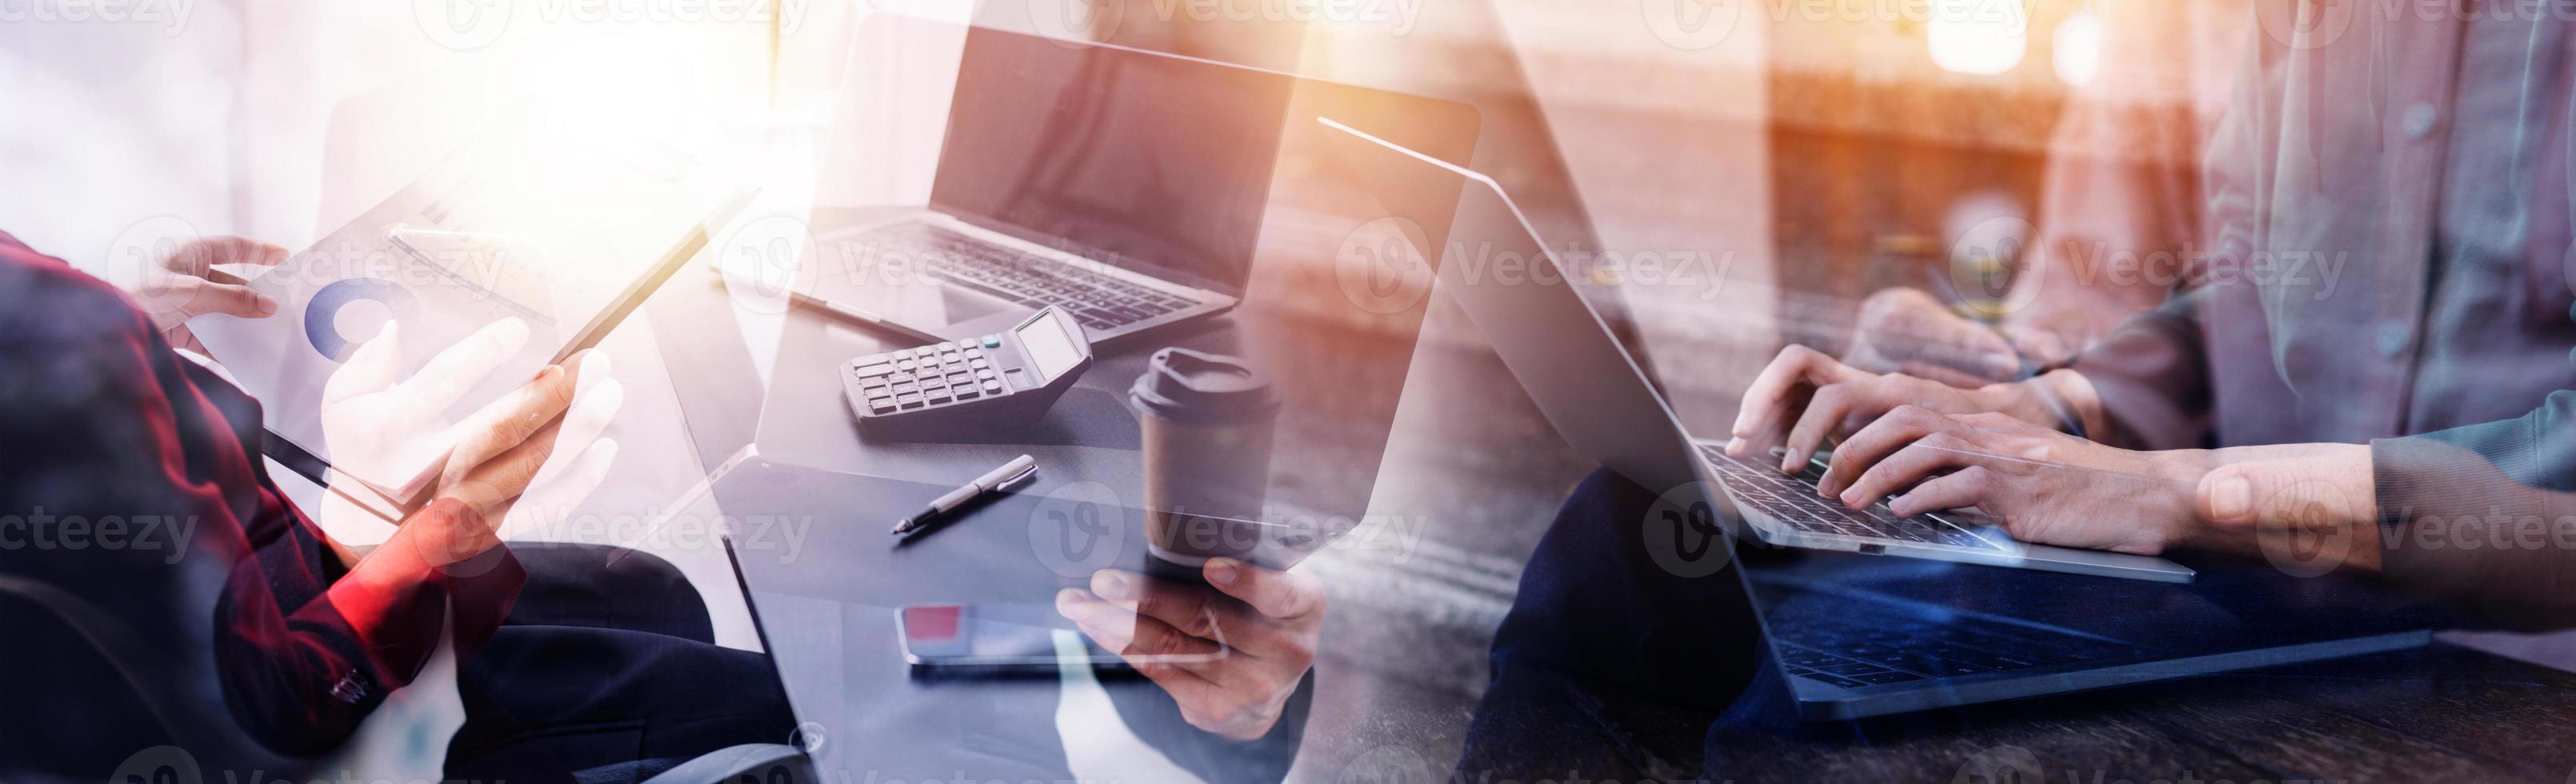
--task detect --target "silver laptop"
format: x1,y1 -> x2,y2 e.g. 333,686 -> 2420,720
1318,118 -> 2192,583
802,27 -> 1302,348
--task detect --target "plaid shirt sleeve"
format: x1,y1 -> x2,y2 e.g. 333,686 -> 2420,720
0,230 -> 523,758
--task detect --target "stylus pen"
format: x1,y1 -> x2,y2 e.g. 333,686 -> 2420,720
891,454 -> 1040,537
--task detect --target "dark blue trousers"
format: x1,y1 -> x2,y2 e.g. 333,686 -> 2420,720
444,543 -> 799,784
1458,468 -> 1790,781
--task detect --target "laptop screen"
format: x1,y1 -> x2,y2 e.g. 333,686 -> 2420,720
929,28 -> 1294,290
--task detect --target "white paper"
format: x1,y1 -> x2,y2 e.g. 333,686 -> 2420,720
195,125 -> 730,499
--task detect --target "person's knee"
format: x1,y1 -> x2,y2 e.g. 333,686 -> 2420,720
1494,466 -> 1762,712
1502,466 -> 1663,630
1558,466 -> 1656,533
506,542 -> 714,642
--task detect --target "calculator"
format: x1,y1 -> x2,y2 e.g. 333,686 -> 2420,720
842,306 -> 1094,437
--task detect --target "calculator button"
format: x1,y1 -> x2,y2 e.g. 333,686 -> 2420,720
868,398 -> 897,413
893,382 -> 918,394
940,353 -> 962,365
981,335 -> 1002,348
890,372 -> 914,382
897,394 -> 925,407
982,380 -> 1003,393
854,363 -> 896,378
976,368 -> 998,380
898,358 -> 918,370
965,348 -> 986,359
953,386 -> 981,399
890,349 -> 912,360
924,389 -> 953,404
969,358 -> 990,369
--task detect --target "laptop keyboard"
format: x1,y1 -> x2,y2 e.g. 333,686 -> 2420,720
1768,605 -> 2144,687
1697,443 -> 2007,553
865,222 -> 1202,332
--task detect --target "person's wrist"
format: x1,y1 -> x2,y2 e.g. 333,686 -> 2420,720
2171,444 -> 2379,562
2147,449 -> 2229,552
381,498 -> 500,569
1970,379 -> 2055,427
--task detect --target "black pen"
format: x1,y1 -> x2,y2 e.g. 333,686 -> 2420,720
891,454 -> 1040,537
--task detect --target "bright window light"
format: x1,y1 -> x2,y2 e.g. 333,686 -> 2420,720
1927,0 -> 2028,76
2054,11 -> 2104,86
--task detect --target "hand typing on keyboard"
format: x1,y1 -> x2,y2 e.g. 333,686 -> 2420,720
1701,444 -> 2006,552
1816,406 -> 2212,556
1726,345 -> 2048,474
1724,345 -> 2365,562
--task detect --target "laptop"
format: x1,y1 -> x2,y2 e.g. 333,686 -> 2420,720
1321,118 -> 2446,718
1338,110 -> 2194,581
797,26 -> 1303,348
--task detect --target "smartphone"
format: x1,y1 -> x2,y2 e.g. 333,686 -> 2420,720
898,602 -> 1226,674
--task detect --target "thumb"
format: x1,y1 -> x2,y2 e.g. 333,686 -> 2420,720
326,321 -> 404,403
1203,558 -> 1324,620
2196,461 -> 2366,531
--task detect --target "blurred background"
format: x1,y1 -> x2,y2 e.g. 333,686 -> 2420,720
0,0 -> 2253,778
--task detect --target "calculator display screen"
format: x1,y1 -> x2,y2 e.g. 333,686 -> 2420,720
1016,314 -> 1084,378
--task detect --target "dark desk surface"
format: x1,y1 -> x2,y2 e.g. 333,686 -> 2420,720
1702,642 -> 2576,782
646,249 -> 2576,784
718,278 -> 1307,782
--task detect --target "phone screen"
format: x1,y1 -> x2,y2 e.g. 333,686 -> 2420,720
899,602 -> 1222,670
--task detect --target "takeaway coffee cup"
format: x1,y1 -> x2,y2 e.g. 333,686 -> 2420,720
1129,348 -> 1281,576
